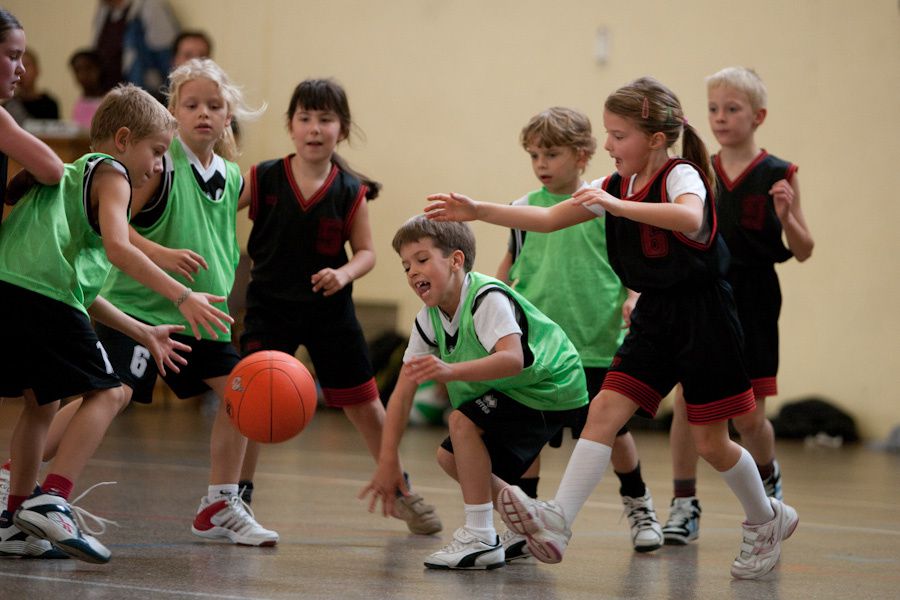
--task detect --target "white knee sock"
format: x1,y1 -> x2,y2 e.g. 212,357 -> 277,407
554,439 -> 612,526
720,448 -> 775,524
464,501 -> 496,542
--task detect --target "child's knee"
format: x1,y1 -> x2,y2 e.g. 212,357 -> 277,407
436,446 -> 456,475
446,410 -> 477,437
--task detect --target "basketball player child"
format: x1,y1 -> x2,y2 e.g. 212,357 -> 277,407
34,59 -> 279,548
661,67 -> 814,545
0,84 -> 229,564
361,216 -> 589,570
495,107 -> 662,556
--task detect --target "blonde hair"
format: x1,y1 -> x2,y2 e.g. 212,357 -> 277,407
605,76 -> 714,186
706,66 -> 768,112
90,84 -> 177,147
166,58 -> 266,161
520,107 -> 597,161
392,215 -> 476,273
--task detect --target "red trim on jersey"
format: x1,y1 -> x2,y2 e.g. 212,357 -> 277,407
283,155 -> 339,212
343,184 -> 368,239
751,376 -> 778,398
321,378 -> 380,407
684,388 -> 756,424
601,371 -> 663,417
784,163 -> 799,183
667,160 -> 717,251
249,164 -> 260,221
713,150 -> 769,192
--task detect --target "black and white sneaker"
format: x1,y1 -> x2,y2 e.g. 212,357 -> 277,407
0,511 -> 68,559
662,496 -> 702,545
424,527 -> 504,570
499,529 -> 532,563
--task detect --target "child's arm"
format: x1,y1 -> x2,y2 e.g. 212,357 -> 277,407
572,186 -> 705,233
358,366 -> 419,516
496,251 -> 514,284
425,192 -> 593,233
622,288 -> 640,328
312,197 -> 376,296
128,227 -> 208,283
237,170 -> 251,211
771,176 -> 814,262
0,108 -> 64,185
405,333 -> 524,385
88,295 -> 191,376
93,166 -> 233,339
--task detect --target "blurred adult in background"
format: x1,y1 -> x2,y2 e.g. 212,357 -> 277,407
92,0 -> 179,95
172,30 -> 212,68
68,49 -> 105,130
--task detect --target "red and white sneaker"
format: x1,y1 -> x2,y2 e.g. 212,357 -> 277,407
191,495 -> 278,547
498,485 -> 571,564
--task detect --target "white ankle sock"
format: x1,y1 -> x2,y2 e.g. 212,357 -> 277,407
554,439 -> 612,526
208,484 -> 239,503
720,448 -> 775,524
465,501 -> 496,542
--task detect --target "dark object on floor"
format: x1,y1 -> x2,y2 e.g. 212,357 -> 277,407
771,396 -> 859,443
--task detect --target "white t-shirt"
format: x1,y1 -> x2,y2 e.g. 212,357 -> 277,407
586,163 -> 711,243
403,273 -> 522,361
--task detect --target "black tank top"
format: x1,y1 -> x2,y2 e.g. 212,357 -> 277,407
714,151 -> 795,267
602,158 -> 729,291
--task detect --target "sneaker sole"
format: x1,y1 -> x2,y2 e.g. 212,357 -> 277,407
663,531 -> 698,545
191,525 -> 278,547
634,541 -> 663,553
497,488 -> 565,564
14,513 -> 109,564
0,539 -> 70,559
424,559 -> 505,570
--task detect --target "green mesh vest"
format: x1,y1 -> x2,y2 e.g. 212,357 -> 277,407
428,272 -> 588,411
508,187 -> 626,367
102,139 -> 241,340
0,153 -> 118,313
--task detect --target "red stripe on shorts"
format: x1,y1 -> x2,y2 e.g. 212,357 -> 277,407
601,371 -> 662,417
685,388 -> 756,424
751,377 -> 778,399
321,378 -> 380,407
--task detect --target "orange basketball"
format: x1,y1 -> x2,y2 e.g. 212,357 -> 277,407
224,351 -> 318,443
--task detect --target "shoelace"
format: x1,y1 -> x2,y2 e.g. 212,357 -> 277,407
622,502 -> 658,530
69,481 -> 120,536
219,495 -> 265,532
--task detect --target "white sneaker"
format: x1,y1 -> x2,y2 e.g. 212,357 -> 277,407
13,490 -> 115,564
499,529 -> 532,563
191,495 -> 279,546
731,498 -> 799,579
662,496 -> 702,545
497,485 -> 571,564
0,513 -> 69,559
621,490 -> 663,552
0,461 -> 9,513
423,527 -> 504,570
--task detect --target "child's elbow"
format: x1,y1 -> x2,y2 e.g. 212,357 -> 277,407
795,240 -> 814,262
34,158 -> 65,185
103,240 -> 132,268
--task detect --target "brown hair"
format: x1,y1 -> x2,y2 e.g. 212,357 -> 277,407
520,106 -> 597,162
605,76 -> 714,186
392,215 -> 476,272
90,84 -> 177,147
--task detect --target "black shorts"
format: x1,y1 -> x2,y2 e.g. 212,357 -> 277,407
0,281 -> 120,405
95,321 -> 240,403
603,280 -> 755,424
240,297 -> 378,407
546,367 -> 628,447
728,266 -> 781,397
439,390 -> 583,483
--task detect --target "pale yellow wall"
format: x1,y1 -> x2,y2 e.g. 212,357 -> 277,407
7,0 -> 900,439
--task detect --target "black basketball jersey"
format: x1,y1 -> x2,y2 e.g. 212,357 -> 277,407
602,159 -> 729,292
247,156 -> 368,304
714,151 -> 795,267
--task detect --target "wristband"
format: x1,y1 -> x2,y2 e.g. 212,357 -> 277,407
174,287 -> 192,308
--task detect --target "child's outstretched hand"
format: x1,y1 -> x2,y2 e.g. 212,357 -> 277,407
311,268 -> 351,296
359,460 -> 409,518
424,193 -> 479,222
177,292 -> 234,340
770,179 -> 795,221
572,186 -> 622,215
154,247 -> 209,283
140,324 -> 192,376
405,354 -> 454,384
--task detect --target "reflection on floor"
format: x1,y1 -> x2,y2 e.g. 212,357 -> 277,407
0,397 -> 898,600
